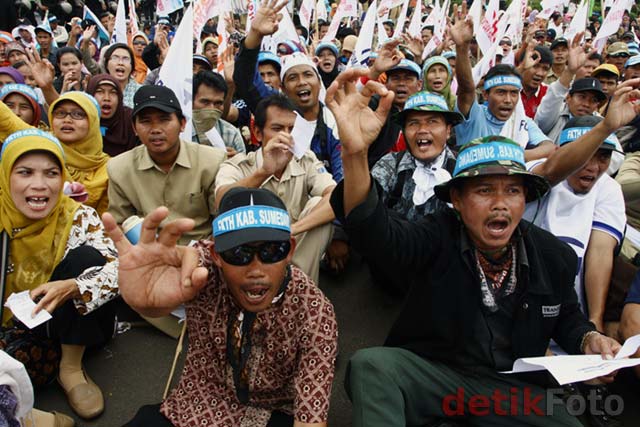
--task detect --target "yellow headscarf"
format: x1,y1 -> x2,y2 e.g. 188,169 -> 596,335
0,129 -> 80,325
48,92 -> 110,214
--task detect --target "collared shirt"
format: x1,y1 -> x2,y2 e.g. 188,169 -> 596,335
192,117 -> 246,154
371,148 -> 455,222
454,100 -> 548,148
107,139 -> 226,244
545,67 -> 562,84
161,241 -> 338,427
215,150 -> 336,222
521,84 -> 549,118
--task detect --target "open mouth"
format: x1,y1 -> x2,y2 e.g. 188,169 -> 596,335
486,217 -> 510,237
578,175 -> 596,186
60,125 -> 75,132
297,89 -> 311,102
395,89 -> 408,98
26,196 -> 49,210
243,286 -> 270,304
416,138 -> 433,149
101,104 -> 112,114
431,80 -> 444,90
114,66 -> 126,77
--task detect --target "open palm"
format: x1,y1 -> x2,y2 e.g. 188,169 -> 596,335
252,0 -> 288,37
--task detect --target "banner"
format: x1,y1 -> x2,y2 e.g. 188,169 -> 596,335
422,0 -> 449,59
112,0 -> 127,44
564,0 -> 589,44
300,0 -> 316,31
129,0 -> 140,35
323,0 -> 348,42
350,0 -> 377,68
538,0 -> 564,20
392,0 -> 410,39
193,0 -> 220,40
158,5 -> 193,141
157,0 -> 184,16
316,0 -> 328,21
83,6 -> 111,45
593,0 -> 633,53
245,0 -> 258,33
476,0 -> 500,57
273,6 -> 299,44
407,0 -> 423,38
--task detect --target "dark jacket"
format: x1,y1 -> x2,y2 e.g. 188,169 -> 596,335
367,94 -> 402,168
233,42 -> 344,182
331,179 -> 595,369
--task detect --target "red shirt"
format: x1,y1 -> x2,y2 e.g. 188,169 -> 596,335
521,84 -> 548,119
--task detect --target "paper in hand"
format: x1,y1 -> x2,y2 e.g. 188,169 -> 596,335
290,112 -> 315,159
4,291 -> 52,329
205,127 -> 227,150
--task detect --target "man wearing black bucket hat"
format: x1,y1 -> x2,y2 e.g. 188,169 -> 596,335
325,68 -> 632,426
104,187 -> 337,427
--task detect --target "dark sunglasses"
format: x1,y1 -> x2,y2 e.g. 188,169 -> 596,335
133,40 -> 147,46
219,241 -> 291,266
609,52 -> 630,58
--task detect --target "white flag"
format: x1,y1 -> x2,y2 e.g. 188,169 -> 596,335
323,1 -> 348,42
467,0 -> 482,43
472,22 -> 510,86
407,0 -> 423,38
477,0 -> 500,56
300,0 -> 316,31
564,0 -> 588,45
158,5 -> 193,141
316,0 -> 328,21
392,0 -> 410,39
422,0 -> 449,59
157,0 -> 184,16
216,9 -> 230,73
274,6 -> 300,44
112,0 -> 127,44
193,0 -> 220,40
594,0 -> 633,53
538,0 -> 563,20
129,0 -> 140,35
350,0 -> 377,68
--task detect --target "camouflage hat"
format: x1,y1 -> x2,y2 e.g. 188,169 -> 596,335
434,136 -> 550,203
396,91 -> 463,126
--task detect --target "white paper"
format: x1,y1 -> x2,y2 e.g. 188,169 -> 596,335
502,334 -> 640,385
4,291 -> 52,329
205,126 -> 227,150
290,112 -> 315,159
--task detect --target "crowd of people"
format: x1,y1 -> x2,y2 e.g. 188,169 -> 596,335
1,0 -> 640,426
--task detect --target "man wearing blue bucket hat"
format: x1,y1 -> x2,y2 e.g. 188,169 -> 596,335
105,187 -> 337,426
325,67 -> 627,426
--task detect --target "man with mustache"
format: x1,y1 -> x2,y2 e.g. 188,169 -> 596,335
323,66 -> 639,426
452,18 -> 555,161
107,187 -> 337,427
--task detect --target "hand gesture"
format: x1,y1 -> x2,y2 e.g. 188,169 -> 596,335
102,208 -> 207,317
520,43 -> 541,71
31,279 -> 79,315
251,0 -> 288,37
567,32 -> 586,75
401,33 -> 425,63
449,16 -> 474,46
583,332 -> 622,383
82,25 -> 96,45
371,39 -> 402,77
603,78 -> 640,132
221,46 -> 235,84
23,47 -> 54,89
325,68 -> 394,155
156,30 -> 170,62
224,12 -> 235,35
260,131 -> 294,176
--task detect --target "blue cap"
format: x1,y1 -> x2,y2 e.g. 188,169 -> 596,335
0,83 -> 38,103
193,54 -> 212,69
387,59 -> 421,78
315,42 -> 339,57
442,51 -> 456,59
396,91 -> 463,125
626,55 -> 640,68
257,51 -> 281,70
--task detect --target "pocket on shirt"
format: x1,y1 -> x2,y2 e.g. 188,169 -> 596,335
182,191 -> 209,219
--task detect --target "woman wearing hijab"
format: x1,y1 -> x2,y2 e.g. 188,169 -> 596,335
421,56 -> 456,111
0,129 -> 118,421
86,74 -> 137,157
0,92 -> 111,215
0,83 -> 44,128
315,42 -> 344,89
129,32 -> 149,84
0,66 -> 25,88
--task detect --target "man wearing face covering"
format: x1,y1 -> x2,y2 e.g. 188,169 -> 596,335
192,70 -> 245,157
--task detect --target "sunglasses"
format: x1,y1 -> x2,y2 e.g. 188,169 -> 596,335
609,53 -> 630,58
219,241 -> 291,266
133,41 -> 147,46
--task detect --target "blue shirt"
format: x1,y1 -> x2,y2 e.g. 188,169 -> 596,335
454,101 -> 548,147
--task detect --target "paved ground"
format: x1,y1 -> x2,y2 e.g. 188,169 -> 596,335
36,254 -> 640,426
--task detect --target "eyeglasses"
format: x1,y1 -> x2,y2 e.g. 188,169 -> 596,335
219,241 -> 291,266
609,53 -> 630,58
52,109 -> 87,120
133,41 -> 147,46
110,54 -> 131,63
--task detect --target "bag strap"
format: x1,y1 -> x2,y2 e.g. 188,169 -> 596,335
0,231 -> 9,322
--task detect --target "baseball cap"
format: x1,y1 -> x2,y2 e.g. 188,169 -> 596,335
534,30 -> 546,39
387,59 -> 421,79
550,37 -> 568,50
547,28 -> 557,40
34,25 -> 53,36
193,54 -> 212,70
591,63 -> 620,78
315,42 -> 339,57
433,136 -> 550,203
132,85 -> 182,118
396,91 -> 463,126
626,55 -> 640,68
257,51 -> 281,71
342,35 -> 357,52
213,187 -> 291,253
569,78 -> 607,102
559,116 -> 622,153
622,32 -> 635,41
607,42 -> 630,57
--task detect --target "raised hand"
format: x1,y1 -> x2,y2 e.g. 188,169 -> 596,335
603,78 -> 640,132
401,34 -> 425,64
371,39 -> 402,77
101,208 -> 208,317
325,68 -> 394,155
82,25 -> 96,45
567,31 -> 586,75
449,15 -> 473,46
221,46 -> 235,84
251,0 -> 288,37
520,43 -> 541,71
260,132 -> 294,176
24,47 -> 54,89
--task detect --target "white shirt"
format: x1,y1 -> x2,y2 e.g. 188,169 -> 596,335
524,160 -> 626,313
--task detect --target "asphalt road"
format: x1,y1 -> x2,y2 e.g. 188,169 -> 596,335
35,254 -> 640,426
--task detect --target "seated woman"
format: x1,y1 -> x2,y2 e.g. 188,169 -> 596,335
0,92 -> 111,215
0,129 -> 118,420
421,56 -> 456,110
86,74 -> 137,157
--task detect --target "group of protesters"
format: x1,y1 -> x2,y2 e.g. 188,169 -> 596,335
1,0 -> 640,426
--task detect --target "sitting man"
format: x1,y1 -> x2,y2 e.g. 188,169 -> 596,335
324,64 -> 629,426
452,19 -> 555,160
106,188 -> 337,427
215,94 -> 336,284
107,85 -> 226,245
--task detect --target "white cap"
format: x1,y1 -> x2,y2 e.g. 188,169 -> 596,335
279,52 -> 319,82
